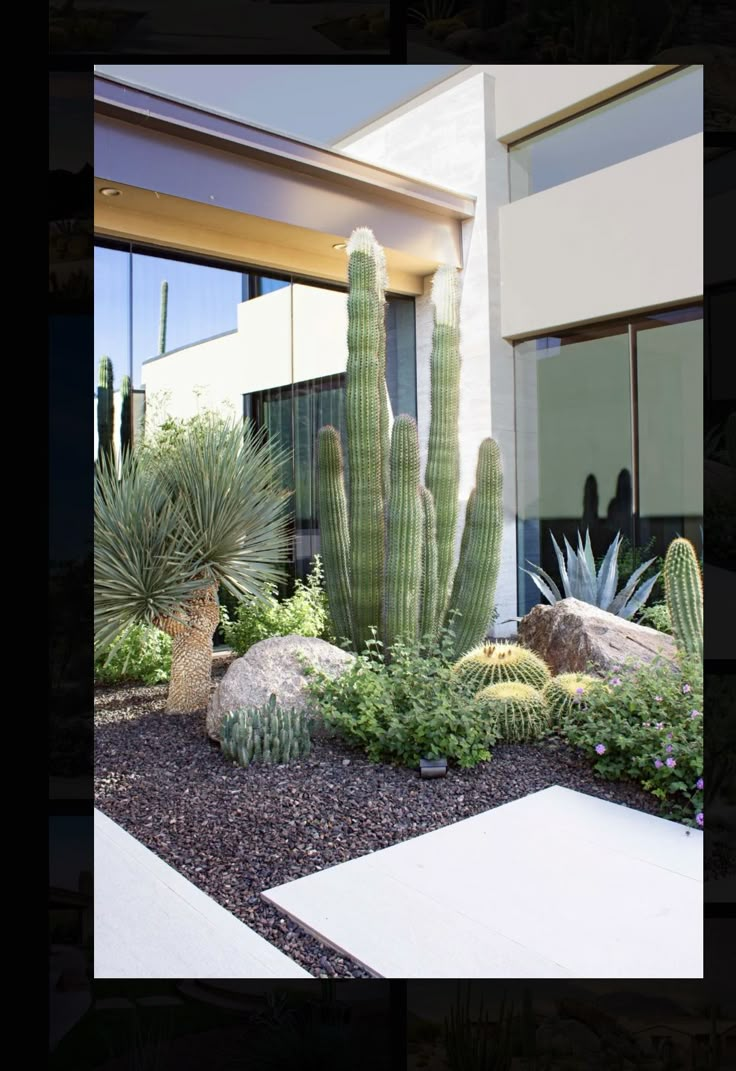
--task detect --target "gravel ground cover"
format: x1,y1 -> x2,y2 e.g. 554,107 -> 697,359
95,656 -> 663,978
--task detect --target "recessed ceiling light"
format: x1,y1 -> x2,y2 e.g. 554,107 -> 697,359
99,187 -> 121,197
332,242 -> 347,250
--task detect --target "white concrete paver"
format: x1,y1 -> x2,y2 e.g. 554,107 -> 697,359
263,786 -> 702,978
94,809 -> 311,978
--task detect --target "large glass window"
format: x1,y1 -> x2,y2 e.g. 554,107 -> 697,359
515,306 -> 703,615
94,242 -> 417,584
509,67 -> 703,201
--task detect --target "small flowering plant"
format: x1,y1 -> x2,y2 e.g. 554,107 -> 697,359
559,653 -> 703,826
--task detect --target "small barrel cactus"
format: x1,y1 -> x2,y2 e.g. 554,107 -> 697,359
664,537 -> 703,657
543,673 -> 600,724
453,641 -> 551,692
477,682 -> 550,743
220,695 -> 312,767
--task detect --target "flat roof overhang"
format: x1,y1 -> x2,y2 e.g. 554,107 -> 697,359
94,75 -> 476,295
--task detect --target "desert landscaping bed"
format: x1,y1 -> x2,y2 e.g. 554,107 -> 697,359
95,657 -> 662,979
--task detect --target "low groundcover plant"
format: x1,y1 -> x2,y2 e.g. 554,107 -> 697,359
560,653 -> 703,826
305,624 -> 496,768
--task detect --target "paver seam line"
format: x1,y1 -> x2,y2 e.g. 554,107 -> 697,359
95,811 -> 307,974
263,860 -> 571,976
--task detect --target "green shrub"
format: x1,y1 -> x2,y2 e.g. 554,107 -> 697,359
305,625 -> 496,768
559,654 -> 703,826
220,556 -> 334,655
637,601 -> 673,634
94,623 -> 172,685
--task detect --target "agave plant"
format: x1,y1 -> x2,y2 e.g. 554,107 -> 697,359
408,0 -> 457,26
95,415 -> 291,713
522,529 -> 659,620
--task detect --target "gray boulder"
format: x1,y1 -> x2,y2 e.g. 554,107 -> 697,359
206,635 -> 355,741
518,597 -> 678,676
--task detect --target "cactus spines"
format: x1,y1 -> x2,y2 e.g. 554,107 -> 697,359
384,416 -> 423,650
425,265 -> 461,620
543,672 -> 600,724
477,681 -> 550,743
159,280 -> 168,355
664,537 -> 703,657
345,228 -> 387,651
119,374 -> 132,457
419,486 -> 439,641
454,641 -> 552,692
317,426 -> 353,646
220,695 -> 311,767
97,355 -> 114,464
446,438 -> 504,657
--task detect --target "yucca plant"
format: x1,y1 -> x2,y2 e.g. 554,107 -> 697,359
522,529 -> 659,619
94,415 -> 291,713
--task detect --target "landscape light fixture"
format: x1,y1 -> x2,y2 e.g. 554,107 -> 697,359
99,187 -> 121,197
419,757 -> 447,779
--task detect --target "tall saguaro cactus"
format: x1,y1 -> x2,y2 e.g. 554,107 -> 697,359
664,537 -> 703,657
384,416 -> 422,651
159,280 -> 169,355
317,227 -> 503,658
345,228 -> 387,651
425,264 -> 461,622
119,374 -> 132,457
97,355 -> 114,464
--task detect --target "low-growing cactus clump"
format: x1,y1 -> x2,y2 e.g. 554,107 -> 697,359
453,641 -> 551,692
220,695 -> 311,767
477,681 -> 551,743
543,672 -> 601,724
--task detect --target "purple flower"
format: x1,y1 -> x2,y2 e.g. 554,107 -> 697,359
666,757 -> 676,768
682,683 -> 691,694
696,778 -> 704,790
690,709 -> 701,718
666,733 -> 672,740
610,677 -> 622,687
595,743 -> 606,755
575,686 -> 585,695
655,722 -> 664,730
654,695 -> 663,702
696,812 -> 704,826
666,744 -> 673,753
654,759 -> 663,769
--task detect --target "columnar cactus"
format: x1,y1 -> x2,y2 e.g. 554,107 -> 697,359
453,641 -> 551,692
477,681 -> 550,743
419,486 -> 439,642
384,416 -> 422,650
446,438 -> 504,656
220,695 -> 311,767
316,227 -> 503,658
119,374 -> 132,457
345,228 -> 387,652
424,265 -> 461,621
159,280 -> 168,355
664,537 -> 703,657
543,672 -> 600,724
97,355 -> 114,464
317,426 -> 353,645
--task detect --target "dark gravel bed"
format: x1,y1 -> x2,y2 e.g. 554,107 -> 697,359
95,662 -> 662,979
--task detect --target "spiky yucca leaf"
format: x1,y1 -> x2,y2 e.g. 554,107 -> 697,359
94,417 -> 291,651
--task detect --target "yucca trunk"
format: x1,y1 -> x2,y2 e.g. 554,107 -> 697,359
156,584 -> 220,713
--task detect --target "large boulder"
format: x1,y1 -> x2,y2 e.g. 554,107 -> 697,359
518,598 -> 678,676
206,635 -> 355,741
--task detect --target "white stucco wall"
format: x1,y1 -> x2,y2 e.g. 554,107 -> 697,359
337,70 -> 519,636
498,134 -> 704,339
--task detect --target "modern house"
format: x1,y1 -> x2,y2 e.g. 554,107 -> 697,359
94,65 -> 703,633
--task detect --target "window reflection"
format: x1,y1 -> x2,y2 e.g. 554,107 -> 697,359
509,67 -> 703,201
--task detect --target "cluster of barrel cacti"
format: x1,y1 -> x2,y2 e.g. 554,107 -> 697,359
317,227 -> 503,659
453,641 -> 551,692
97,356 -> 134,465
220,695 -> 312,767
543,672 -> 600,724
664,537 -> 703,658
477,681 -> 551,743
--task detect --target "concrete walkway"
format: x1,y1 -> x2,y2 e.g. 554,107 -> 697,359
94,809 -> 311,978
263,786 -> 703,978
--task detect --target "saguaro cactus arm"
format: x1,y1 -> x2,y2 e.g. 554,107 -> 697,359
317,426 -> 354,647
159,280 -> 169,354
119,374 -> 131,458
419,486 -> 439,642
384,415 -> 422,651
